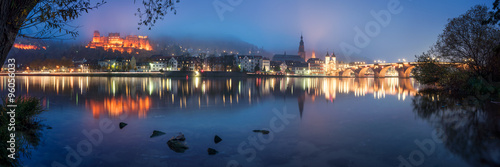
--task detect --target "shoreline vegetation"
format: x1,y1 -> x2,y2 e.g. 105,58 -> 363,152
413,5 -> 500,102
0,97 -> 45,167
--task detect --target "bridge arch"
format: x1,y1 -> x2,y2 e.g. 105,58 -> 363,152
341,69 -> 354,77
356,67 -> 370,77
374,66 -> 392,78
404,66 -> 416,78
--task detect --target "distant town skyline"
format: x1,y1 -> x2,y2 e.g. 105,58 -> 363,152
70,0 -> 494,61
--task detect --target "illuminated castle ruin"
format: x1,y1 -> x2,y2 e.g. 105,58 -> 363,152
86,30 -> 153,53
13,43 -> 46,50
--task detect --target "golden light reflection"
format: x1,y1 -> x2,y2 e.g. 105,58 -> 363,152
3,76 -> 420,119
86,96 -> 151,119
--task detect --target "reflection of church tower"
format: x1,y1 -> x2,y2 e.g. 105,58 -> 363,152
298,94 -> 305,119
298,35 -> 306,61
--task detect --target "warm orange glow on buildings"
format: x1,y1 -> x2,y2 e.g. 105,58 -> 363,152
86,30 -> 153,53
85,96 -> 152,118
13,43 -> 46,50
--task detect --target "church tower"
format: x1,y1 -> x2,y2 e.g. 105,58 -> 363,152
298,34 -> 306,61
325,51 -> 330,64
331,51 -> 337,70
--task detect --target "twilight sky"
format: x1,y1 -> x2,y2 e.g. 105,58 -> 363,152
73,0 -> 495,62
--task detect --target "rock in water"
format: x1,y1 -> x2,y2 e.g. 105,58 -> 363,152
207,148 -> 218,155
174,133 -> 185,141
253,130 -> 270,134
150,130 -> 166,138
119,122 -> 128,129
167,140 -> 189,153
167,133 -> 189,153
214,135 -> 222,144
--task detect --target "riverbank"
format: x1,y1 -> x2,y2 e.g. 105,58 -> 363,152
1,71 -> 249,77
1,72 -> 410,78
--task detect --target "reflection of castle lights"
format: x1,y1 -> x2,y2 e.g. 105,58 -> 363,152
86,96 -> 151,118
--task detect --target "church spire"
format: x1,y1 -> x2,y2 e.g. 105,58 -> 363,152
298,33 -> 305,61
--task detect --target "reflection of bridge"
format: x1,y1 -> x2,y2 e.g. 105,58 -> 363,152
338,62 -> 418,78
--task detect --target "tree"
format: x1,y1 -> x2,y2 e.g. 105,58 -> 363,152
0,0 -> 180,65
486,0 -> 499,25
274,65 -> 280,72
435,5 -> 500,82
415,5 -> 500,98
254,63 -> 260,72
231,65 -> 240,72
413,51 -> 449,86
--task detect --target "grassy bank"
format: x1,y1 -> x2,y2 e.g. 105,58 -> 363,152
0,97 -> 44,167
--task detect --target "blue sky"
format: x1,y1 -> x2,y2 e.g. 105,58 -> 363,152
73,0 -> 496,62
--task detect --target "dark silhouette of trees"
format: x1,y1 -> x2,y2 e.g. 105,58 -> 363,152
414,51 -> 451,86
254,63 -> 260,72
414,5 -> 500,99
435,5 -> 500,81
487,0 -> 499,25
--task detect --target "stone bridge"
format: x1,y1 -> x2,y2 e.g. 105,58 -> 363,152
338,62 -> 418,78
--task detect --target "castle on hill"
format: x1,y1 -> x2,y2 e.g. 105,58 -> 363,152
86,30 -> 153,53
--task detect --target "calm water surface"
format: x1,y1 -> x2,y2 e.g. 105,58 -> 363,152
2,76 -> 499,167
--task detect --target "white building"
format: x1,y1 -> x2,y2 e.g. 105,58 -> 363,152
236,55 -> 262,72
150,61 -> 165,72
293,63 -> 309,75
260,58 -> 271,72
325,51 -> 337,75
167,57 -> 178,71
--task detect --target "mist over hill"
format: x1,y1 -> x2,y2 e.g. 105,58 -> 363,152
8,35 -> 274,64
7,35 -> 371,65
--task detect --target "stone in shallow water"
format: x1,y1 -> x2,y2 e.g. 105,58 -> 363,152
119,122 -> 127,129
207,148 -> 218,155
253,130 -> 270,134
174,133 -> 185,141
150,130 -> 166,138
214,135 -> 222,144
167,133 -> 189,153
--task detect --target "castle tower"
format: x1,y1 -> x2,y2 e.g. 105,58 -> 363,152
298,34 -> 306,61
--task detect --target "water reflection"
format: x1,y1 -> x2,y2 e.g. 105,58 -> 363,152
85,96 -> 151,118
412,93 -> 500,166
3,76 -> 420,119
